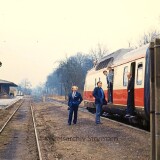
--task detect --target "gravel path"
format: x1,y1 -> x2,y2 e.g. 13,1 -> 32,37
33,100 -> 150,160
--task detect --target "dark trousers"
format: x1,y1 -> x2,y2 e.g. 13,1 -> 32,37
126,92 -> 134,115
95,103 -> 102,123
108,83 -> 113,102
68,106 -> 78,124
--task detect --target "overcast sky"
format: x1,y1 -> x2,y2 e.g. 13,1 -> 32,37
0,0 -> 160,87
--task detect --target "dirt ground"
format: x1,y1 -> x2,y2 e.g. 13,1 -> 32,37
33,100 -> 150,160
0,97 -> 38,160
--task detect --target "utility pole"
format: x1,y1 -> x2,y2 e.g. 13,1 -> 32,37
150,42 -> 155,160
154,38 -> 160,160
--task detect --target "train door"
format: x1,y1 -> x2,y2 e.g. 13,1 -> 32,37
130,62 -> 136,106
130,62 -> 136,79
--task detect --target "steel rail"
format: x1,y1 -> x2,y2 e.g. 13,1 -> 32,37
30,104 -> 42,160
0,100 -> 24,133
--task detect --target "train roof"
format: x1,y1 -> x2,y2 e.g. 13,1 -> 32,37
95,44 -> 149,70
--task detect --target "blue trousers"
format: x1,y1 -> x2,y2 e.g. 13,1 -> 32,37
68,106 -> 78,124
95,103 -> 102,123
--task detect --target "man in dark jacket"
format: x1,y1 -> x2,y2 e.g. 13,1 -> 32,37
68,86 -> 83,125
93,81 -> 107,124
125,72 -> 135,117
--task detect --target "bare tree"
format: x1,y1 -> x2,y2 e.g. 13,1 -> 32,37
45,52 -> 93,98
18,79 -> 32,95
90,43 -> 109,61
138,29 -> 160,47
32,83 -> 45,96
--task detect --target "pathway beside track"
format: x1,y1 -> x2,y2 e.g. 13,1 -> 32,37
33,100 -> 150,160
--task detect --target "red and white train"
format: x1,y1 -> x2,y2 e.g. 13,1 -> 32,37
83,44 -> 150,124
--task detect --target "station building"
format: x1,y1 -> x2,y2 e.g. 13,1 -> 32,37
0,79 -> 18,98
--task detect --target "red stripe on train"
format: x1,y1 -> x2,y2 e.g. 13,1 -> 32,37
83,88 -> 144,107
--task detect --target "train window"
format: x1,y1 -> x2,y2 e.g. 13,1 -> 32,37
137,63 -> 143,85
123,66 -> 128,86
95,57 -> 114,70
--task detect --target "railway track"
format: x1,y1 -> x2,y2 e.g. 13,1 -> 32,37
47,98 -> 149,134
30,103 -> 42,160
0,100 -> 24,134
0,97 -> 43,160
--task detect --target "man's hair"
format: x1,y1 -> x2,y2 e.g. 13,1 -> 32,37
103,70 -> 107,73
97,81 -> 102,85
71,86 -> 78,90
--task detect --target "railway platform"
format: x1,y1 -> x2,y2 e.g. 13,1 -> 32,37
33,98 -> 150,160
0,96 -> 23,109
0,96 -> 150,160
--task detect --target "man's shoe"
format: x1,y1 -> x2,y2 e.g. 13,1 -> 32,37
129,115 -> 135,118
96,122 -> 102,125
68,123 -> 71,125
125,114 -> 130,118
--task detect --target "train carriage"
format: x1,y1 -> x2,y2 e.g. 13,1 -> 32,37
83,44 -> 150,124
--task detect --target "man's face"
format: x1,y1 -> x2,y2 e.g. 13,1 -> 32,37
127,73 -> 131,79
109,68 -> 112,72
98,82 -> 102,87
72,87 -> 77,92
103,71 -> 107,75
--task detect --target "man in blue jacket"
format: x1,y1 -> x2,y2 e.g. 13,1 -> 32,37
68,86 -> 83,125
93,81 -> 107,124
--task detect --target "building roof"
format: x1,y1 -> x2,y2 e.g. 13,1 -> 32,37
0,79 -> 18,87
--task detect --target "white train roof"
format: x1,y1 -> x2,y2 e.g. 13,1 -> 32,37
94,44 -> 149,70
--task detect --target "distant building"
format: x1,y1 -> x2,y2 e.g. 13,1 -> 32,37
0,79 -> 18,98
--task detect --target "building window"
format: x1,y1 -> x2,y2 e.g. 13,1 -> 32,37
137,63 -> 143,85
123,66 -> 128,86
